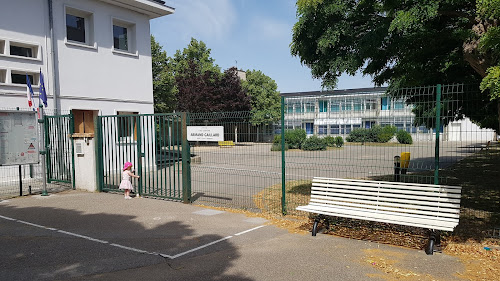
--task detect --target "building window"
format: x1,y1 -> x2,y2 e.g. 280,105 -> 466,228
113,25 -> 128,51
353,99 -> 363,111
294,103 -> 303,113
381,97 -> 390,110
330,103 -> 340,112
330,125 -> 340,134
73,109 -> 96,134
10,42 -> 38,59
117,111 -> 138,140
319,100 -> 328,113
342,103 -> 352,111
394,100 -> 405,110
287,105 -> 293,113
112,19 -> 136,54
66,14 -> 86,43
318,125 -> 327,135
11,72 -> 38,85
305,102 -> 315,113
65,7 -> 94,46
366,99 -> 376,110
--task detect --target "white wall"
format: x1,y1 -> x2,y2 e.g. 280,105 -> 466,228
0,0 -> 156,115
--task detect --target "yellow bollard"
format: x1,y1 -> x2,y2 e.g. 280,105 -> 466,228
400,152 -> 411,176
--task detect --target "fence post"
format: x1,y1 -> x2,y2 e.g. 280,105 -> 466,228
281,96 -> 286,215
94,116 -> 103,192
181,112 -> 191,204
136,115 -> 143,197
69,112 -> 76,189
434,84 -> 442,185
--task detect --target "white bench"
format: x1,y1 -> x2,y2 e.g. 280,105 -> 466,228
296,177 -> 462,255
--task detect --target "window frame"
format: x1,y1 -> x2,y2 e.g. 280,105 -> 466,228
9,69 -> 39,86
64,6 -> 95,48
111,18 -> 137,56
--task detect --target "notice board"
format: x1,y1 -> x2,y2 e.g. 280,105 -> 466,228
0,111 -> 39,166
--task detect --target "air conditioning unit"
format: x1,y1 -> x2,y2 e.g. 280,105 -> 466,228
75,143 -> 84,156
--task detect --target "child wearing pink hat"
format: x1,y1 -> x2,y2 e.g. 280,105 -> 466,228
119,162 -> 140,199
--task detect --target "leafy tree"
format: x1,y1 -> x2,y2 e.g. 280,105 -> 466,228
172,38 -> 221,76
242,70 -> 281,125
175,63 -> 250,113
291,0 -> 500,132
151,35 -> 176,113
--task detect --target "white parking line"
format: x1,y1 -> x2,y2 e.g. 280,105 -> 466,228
0,214 -> 266,259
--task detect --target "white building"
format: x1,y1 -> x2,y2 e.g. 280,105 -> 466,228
0,0 -> 174,192
0,0 -> 173,122
282,87 -> 497,142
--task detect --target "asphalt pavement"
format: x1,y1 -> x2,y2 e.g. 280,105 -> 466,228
0,190 -> 464,281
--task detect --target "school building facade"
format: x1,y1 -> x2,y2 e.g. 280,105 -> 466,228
282,87 -> 497,142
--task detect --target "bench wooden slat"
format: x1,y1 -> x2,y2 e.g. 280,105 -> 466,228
312,183 -> 462,199
314,177 -> 462,190
297,177 -> 462,232
304,203 -> 459,224
297,205 -> 457,231
310,196 -> 460,212
314,180 -> 462,194
309,198 -> 460,218
312,189 -> 461,204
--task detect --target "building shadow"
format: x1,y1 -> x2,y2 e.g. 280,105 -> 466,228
0,203 -> 254,281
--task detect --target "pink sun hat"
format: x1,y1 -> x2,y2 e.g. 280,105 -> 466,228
123,162 -> 133,171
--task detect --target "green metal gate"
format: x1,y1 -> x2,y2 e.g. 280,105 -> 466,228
96,113 -> 190,202
44,114 -> 75,187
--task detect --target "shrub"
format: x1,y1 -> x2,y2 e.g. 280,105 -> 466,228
323,136 -> 336,147
273,134 -> 281,144
302,136 -> 327,151
396,130 -> 413,144
334,136 -> 344,147
377,125 -> 397,143
346,128 -> 369,142
286,128 -> 307,149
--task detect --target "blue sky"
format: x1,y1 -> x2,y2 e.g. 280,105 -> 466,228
151,0 -> 375,93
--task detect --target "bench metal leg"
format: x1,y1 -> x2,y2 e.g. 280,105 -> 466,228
312,215 -> 330,236
312,217 -> 320,236
425,230 -> 441,255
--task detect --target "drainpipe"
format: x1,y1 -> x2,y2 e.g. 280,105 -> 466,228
48,0 -> 59,114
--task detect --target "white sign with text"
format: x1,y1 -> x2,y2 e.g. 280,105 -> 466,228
187,126 -> 224,142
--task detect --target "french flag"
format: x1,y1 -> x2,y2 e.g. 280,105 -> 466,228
26,74 -> 35,110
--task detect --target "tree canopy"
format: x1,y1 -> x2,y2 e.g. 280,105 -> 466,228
151,35 -> 176,113
175,63 -> 250,113
291,0 -> 500,131
242,70 -> 281,125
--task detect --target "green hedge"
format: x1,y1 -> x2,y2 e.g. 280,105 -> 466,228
302,136 -> 327,151
273,129 -> 307,149
396,130 -> 413,144
346,125 -> 397,143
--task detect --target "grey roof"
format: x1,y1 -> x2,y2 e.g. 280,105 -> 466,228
280,87 -> 388,97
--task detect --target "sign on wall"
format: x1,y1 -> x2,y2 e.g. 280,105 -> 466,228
187,126 -> 224,142
0,111 -> 39,166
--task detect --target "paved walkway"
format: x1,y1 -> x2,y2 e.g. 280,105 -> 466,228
0,190 -> 463,280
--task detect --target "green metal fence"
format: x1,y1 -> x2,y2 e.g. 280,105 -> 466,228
97,113 -> 188,201
188,111 -> 282,212
45,114 -> 74,185
281,84 -> 499,224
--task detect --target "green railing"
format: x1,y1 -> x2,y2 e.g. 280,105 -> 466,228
44,114 -> 74,186
97,113 -> 187,201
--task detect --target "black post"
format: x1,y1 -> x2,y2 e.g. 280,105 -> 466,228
19,165 -> 22,196
393,156 -> 401,182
